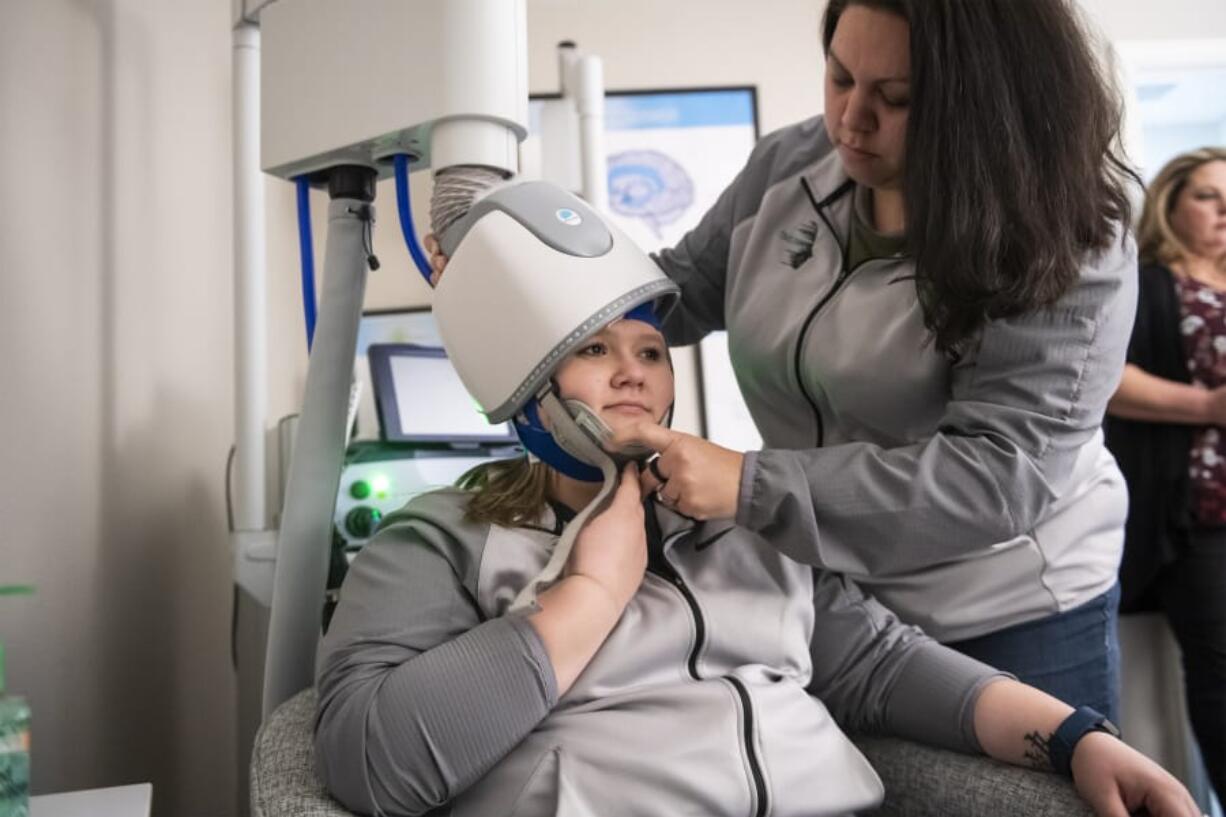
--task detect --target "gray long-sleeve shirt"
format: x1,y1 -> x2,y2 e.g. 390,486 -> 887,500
315,489 -> 1004,817
654,116 -> 1136,641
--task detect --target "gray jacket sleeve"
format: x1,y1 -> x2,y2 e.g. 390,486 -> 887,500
314,492 -> 558,817
738,236 -> 1138,575
808,571 -> 1009,753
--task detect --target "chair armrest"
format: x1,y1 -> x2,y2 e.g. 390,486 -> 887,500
250,690 -> 1094,817
250,688 -> 354,817
853,735 -> 1095,817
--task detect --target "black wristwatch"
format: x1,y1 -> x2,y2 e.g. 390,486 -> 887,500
1050,706 -> 1121,778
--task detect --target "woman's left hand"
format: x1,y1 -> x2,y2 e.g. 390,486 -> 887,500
1071,732 -> 1203,817
607,423 -> 745,520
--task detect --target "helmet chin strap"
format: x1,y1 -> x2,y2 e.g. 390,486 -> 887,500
509,390 -> 620,612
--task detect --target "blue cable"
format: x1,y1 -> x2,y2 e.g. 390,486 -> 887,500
294,175 -> 318,350
393,153 -> 435,283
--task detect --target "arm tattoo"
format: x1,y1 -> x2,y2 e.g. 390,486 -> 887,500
1023,730 -> 1055,771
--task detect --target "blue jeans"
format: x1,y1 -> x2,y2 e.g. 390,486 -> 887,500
944,583 -> 1122,723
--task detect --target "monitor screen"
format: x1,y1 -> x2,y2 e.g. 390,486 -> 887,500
368,343 -> 517,445
353,308 -> 442,441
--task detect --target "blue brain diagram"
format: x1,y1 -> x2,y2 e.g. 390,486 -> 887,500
607,150 -> 695,239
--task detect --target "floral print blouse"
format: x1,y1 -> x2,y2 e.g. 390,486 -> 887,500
1176,274 -> 1226,525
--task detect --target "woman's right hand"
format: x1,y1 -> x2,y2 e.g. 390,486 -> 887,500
564,463 -> 648,612
423,233 -> 449,288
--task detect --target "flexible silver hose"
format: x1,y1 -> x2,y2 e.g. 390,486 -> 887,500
430,165 -> 508,240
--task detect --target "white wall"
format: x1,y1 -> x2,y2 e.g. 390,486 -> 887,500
1,1 -> 1223,815
1144,122 -> 1226,180
0,0 -> 237,813
1079,0 -> 1226,41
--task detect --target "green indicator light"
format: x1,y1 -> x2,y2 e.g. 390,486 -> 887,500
350,480 -> 371,500
344,506 -> 383,539
371,474 -> 391,497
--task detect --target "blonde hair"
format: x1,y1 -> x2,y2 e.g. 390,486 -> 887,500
456,456 -> 552,527
1137,147 -> 1226,269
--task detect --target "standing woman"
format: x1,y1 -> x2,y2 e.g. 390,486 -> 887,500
607,0 -> 1140,721
1105,147 -> 1226,799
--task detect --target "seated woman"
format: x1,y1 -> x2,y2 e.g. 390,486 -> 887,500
314,307 -> 1197,817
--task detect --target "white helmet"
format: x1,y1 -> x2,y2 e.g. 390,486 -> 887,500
432,180 -> 679,481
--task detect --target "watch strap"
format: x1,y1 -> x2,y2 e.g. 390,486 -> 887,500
1050,706 -> 1120,778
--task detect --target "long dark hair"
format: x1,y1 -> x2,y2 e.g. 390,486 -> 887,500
822,0 -> 1138,354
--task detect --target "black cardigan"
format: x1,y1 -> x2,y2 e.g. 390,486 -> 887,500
1103,263 -> 1193,612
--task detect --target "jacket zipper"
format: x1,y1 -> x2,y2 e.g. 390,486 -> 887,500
647,536 -> 705,679
725,675 -> 768,817
793,176 -> 855,448
649,526 -> 769,817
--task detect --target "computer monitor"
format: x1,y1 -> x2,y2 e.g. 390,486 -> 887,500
352,308 -> 442,441
368,343 -> 517,445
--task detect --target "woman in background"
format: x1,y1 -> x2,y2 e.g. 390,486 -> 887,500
1105,146 -> 1226,800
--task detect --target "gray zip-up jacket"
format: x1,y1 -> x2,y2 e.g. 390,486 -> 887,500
656,116 -> 1138,641
314,489 -> 1004,817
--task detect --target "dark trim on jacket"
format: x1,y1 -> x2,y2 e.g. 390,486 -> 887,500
1103,263 -> 1193,612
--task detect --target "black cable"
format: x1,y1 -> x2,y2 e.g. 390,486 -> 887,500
347,202 -> 380,271
225,443 -> 238,669
225,443 -> 236,532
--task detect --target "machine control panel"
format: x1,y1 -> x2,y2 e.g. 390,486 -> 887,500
334,444 -> 516,552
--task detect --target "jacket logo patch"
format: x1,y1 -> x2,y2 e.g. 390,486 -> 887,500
781,220 -> 819,269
